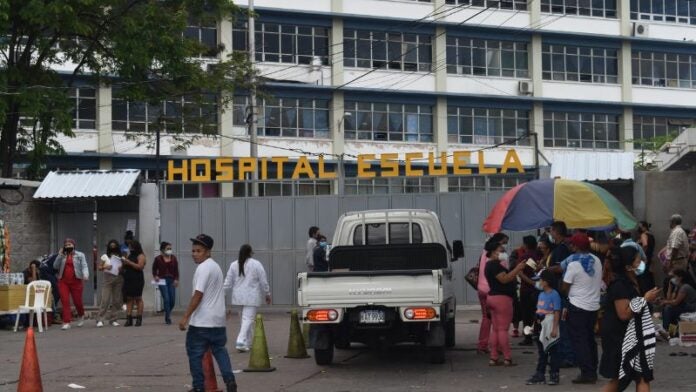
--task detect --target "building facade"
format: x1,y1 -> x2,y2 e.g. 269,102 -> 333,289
49,0 -> 696,198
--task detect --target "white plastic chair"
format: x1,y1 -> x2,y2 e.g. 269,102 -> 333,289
14,280 -> 52,333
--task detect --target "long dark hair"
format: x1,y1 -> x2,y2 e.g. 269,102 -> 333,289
106,239 -> 120,257
609,246 -> 638,278
238,244 -> 253,277
673,269 -> 696,290
129,240 -> 144,256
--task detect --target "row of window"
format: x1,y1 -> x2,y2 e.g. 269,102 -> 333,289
232,21 -> 330,65
445,37 -> 529,78
342,101 -> 433,142
112,93 -> 218,134
543,112 -> 620,149
232,96 -> 330,138
447,107 -> 530,145
343,30 -> 433,71
542,44 -> 618,84
632,51 -> 696,88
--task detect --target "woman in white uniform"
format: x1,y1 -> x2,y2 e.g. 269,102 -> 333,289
224,244 -> 271,352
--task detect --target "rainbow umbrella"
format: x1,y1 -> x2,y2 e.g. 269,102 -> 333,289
483,178 -> 637,233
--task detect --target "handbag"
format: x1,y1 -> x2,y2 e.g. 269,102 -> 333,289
465,253 -> 483,290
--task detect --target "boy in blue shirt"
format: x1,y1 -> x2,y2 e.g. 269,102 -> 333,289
526,269 -> 562,386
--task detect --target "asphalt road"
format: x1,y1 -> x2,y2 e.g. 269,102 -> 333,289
1,310 -> 695,391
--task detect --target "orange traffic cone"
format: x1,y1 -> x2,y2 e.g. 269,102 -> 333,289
203,349 -> 221,392
18,327 -> 42,392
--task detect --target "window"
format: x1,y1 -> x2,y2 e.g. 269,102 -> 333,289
343,101 -> 433,142
70,87 -> 96,130
343,29 -> 432,71
633,115 -> 693,149
445,0 -> 527,10
233,21 -> 330,65
630,0 -> 696,24
113,92 -> 218,134
185,19 -> 218,58
541,0 -> 617,17
447,106 -> 530,145
632,50 -> 696,89
542,44 -> 618,84
446,37 -> 528,78
344,177 -> 436,194
233,96 -> 330,138
543,111 -> 620,149
352,222 -> 424,245
448,175 -> 531,191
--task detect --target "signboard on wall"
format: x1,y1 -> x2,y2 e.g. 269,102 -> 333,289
167,149 -> 525,182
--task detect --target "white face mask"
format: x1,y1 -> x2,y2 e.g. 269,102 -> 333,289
164,250 -> 173,256
498,252 -> 509,261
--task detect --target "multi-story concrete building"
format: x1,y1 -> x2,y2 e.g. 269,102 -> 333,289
49,0 -> 696,199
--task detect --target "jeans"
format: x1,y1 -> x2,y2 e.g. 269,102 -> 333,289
663,303 -> 690,330
159,278 -> 176,322
487,295 -> 514,361
557,318 -> 576,366
237,306 -> 258,347
186,326 -> 235,389
567,304 -> 598,378
536,335 -> 560,375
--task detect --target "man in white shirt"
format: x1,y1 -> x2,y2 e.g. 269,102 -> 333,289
306,226 -> 320,271
179,234 -> 237,392
561,232 -> 602,385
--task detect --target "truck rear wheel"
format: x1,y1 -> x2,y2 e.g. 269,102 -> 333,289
314,346 -> 334,365
445,317 -> 456,348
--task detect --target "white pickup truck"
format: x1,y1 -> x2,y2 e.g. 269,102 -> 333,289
297,209 -> 464,365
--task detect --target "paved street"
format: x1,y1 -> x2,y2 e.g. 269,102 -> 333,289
1,310 -> 695,391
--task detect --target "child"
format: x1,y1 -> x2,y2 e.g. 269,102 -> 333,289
526,269 -> 561,386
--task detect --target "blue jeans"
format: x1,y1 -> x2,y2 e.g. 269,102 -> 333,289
160,278 -> 176,321
186,326 -> 235,389
557,318 -> 576,366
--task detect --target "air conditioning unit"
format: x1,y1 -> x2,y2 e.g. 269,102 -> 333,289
633,22 -> 649,37
518,81 -> 533,95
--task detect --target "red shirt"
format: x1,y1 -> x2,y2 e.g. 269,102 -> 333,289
63,254 -> 76,280
152,255 -> 179,280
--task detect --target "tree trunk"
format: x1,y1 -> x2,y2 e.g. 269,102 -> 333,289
0,99 -> 20,178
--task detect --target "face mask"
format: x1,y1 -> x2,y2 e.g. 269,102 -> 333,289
498,252 -> 509,261
164,250 -> 173,256
671,277 -> 680,286
64,247 -> 74,254
319,241 -> 327,249
535,281 -> 544,291
634,261 -> 646,276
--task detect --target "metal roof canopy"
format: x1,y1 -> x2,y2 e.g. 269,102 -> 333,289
549,151 -> 635,181
33,170 -> 141,199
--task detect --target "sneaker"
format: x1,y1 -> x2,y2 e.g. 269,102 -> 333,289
77,316 -> 84,327
548,373 -> 560,385
525,374 -> 546,385
61,323 -> 71,330
96,321 -> 104,328
235,343 -> 250,352
111,321 -> 120,327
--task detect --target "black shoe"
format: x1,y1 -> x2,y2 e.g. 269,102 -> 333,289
571,375 -> 597,384
124,316 -> 133,327
226,380 -> 238,392
135,316 -> 142,327
518,336 -> 534,346
165,317 -> 172,325
525,373 -> 546,385
559,360 -> 576,368
548,372 -> 560,385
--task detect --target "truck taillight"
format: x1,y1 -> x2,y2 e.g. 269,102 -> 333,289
307,309 -> 339,322
404,307 -> 437,320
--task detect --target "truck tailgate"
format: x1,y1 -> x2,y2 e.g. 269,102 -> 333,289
297,270 -> 443,307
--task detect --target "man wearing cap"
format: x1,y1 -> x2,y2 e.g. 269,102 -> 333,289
561,232 -> 602,384
179,234 -> 237,392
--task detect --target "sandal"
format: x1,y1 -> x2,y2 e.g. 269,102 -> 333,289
489,359 -> 501,366
503,359 -> 517,367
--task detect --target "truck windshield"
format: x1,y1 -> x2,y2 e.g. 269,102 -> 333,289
353,223 -> 423,245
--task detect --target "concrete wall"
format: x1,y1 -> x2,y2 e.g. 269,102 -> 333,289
0,180 -> 52,272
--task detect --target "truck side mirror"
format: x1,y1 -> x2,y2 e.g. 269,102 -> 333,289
452,240 -> 464,260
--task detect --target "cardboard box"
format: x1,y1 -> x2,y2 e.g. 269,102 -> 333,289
0,285 -> 53,312
679,321 -> 696,336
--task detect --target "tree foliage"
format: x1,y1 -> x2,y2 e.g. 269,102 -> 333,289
0,0 -> 254,179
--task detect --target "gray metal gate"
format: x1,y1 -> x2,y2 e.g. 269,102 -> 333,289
161,192 -> 535,308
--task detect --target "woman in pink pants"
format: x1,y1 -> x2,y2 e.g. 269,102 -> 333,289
484,240 -> 525,366
477,233 -> 509,354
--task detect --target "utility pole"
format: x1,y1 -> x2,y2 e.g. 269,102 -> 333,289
248,0 -> 259,196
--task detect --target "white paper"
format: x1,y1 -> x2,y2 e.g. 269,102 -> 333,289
151,279 -> 167,286
106,255 -> 122,276
67,384 -> 86,389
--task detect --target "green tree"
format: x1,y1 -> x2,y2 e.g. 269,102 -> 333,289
0,0 -> 254,179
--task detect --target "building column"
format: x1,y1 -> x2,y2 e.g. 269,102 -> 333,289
529,0 -> 542,26
219,17 -> 235,197
330,15 -> 345,195
531,102 -> 545,154
96,83 -> 113,169
530,34 -> 543,97
622,107 -> 634,152
619,0 -> 633,36
433,24 -> 449,193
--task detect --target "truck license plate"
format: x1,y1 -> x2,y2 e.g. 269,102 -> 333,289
359,310 -> 385,324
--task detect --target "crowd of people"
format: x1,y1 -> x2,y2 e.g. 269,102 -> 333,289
476,214 -> 696,391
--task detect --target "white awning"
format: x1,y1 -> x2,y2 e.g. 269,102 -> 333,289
549,151 -> 634,181
34,170 -> 141,199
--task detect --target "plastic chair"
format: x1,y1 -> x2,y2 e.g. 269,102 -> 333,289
14,280 -> 52,333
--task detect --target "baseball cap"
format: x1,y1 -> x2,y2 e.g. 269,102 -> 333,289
570,232 -> 590,251
190,234 -> 214,250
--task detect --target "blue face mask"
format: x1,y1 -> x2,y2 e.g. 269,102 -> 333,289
635,261 -> 646,276
319,241 -> 327,248
535,281 -> 544,291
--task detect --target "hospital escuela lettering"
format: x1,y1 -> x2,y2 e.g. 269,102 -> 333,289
167,149 -> 525,182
